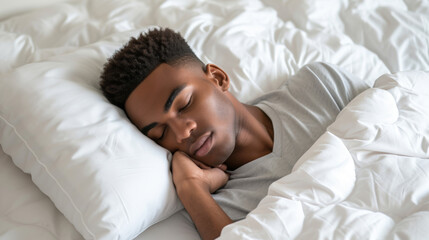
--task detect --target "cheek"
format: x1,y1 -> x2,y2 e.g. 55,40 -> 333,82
157,137 -> 178,153
202,90 -> 235,123
205,92 -> 237,161
215,98 -> 236,133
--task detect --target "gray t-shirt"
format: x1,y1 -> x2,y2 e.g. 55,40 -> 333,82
212,62 -> 370,221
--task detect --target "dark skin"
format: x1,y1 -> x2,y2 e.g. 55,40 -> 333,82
125,62 -> 274,240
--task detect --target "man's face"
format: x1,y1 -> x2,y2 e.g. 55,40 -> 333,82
124,63 -> 237,167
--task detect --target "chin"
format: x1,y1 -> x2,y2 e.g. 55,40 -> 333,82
209,143 -> 234,167
194,132 -> 235,167
194,148 -> 225,167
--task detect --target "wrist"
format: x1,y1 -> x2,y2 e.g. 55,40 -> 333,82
176,179 -> 210,199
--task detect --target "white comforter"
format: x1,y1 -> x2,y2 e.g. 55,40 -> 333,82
220,71 -> 429,239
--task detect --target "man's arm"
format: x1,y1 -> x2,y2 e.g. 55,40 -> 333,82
172,152 -> 232,240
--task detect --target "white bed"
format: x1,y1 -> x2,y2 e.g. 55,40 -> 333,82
0,0 -> 428,239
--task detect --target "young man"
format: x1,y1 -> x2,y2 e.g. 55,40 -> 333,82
100,28 -> 369,240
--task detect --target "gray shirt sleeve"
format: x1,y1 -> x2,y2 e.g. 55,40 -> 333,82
286,62 -> 370,113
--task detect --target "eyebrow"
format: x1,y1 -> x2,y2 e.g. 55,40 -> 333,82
140,85 -> 186,136
164,85 -> 186,113
141,122 -> 158,136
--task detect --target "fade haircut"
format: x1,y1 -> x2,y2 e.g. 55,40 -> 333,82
99,28 -> 205,109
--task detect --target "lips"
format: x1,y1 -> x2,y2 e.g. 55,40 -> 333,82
190,132 -> 213,157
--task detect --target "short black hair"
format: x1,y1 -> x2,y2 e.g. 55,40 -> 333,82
99,28 -> 204,109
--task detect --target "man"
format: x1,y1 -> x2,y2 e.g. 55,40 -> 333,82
100,28 -> 369,240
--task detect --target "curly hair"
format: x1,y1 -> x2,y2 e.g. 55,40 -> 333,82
99,28 -> 204,109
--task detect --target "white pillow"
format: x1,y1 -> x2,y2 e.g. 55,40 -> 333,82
0,39 -> 182,239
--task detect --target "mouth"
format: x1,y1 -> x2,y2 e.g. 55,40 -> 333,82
190,132 -> 213,157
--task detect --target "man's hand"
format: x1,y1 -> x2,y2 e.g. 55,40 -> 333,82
171,151 -> 229,194
171,151 -> 232,240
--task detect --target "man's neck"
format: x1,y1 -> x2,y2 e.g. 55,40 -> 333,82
224,100 -> 274,170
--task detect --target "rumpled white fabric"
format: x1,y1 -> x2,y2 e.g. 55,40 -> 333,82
219,71 -> 429,239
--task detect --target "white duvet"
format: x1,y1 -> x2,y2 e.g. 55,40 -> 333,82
219,71 -> 429,239
1,0 -> 428,239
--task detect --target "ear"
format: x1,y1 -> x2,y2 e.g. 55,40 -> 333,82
205,64 -> 230,92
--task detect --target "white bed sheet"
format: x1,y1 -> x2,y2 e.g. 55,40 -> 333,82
0,145 -> 82,240
1,0 -> 428,239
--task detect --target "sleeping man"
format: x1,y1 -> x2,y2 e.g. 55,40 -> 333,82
99,28 -> 369,240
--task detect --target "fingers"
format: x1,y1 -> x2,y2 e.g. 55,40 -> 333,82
191,159 -> 211,170
206,168 -> 230,193
216,164 -> 228,171
175,151 -> 228,172
173,151 -> 191,161
193,160 -> 228,172
171,152 -> 190,174
172,151 -> 230,193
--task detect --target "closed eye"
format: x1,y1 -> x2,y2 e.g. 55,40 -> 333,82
158,94 -> 192,141
179,95 -> 192,112
157,127 -> 166,141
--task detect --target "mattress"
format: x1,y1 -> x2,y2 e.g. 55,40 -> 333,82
0,0 -> 428,239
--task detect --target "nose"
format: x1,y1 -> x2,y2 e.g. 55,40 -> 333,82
168,117 -> 196,143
